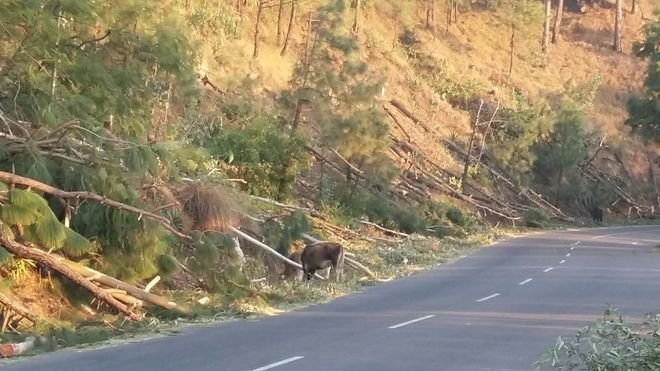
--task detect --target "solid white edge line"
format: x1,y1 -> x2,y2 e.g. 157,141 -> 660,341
518,278 -> 533,285
388,315 -> 436,329
476,293 -> 501,302
560,260 -> 566,264
543,267 -> 553,273
250,356 -> 305,371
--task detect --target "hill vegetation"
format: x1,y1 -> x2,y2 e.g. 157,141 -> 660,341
0,0 -> 659,356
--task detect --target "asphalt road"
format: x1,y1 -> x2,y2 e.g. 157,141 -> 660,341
4,225 -> 660,371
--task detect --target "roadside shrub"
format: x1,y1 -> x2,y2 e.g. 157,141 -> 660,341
446,206 -> 467,226
524,208 -> 550,228
534,308 -> 660,370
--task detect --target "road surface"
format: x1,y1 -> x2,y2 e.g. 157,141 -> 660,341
3,225 -> 660,371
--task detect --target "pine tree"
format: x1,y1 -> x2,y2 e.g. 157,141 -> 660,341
532,107 -> 589,204
626,16 -> 660,143
0,0 -> 218,283
276,0 -> 396,201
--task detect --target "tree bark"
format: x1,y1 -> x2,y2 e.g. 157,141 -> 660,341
280,0 -> 296,56
0,235 -> 140,321
64,262 -> 190,315
509,23 -> 515,78
426,0 -> 436,31
614,0 -> 622,52
446,0 -> 452,35
276,0 -> 285,45
253,0 -> 264,58
542,0 -> 552,52
551,0 -> 564,43
631,0 -> 637,15
461,101 -> 483,193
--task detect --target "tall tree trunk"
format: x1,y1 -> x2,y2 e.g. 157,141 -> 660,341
50,7 -> 63,109
276,0 -> 285,45
542,0 -> 552,53
446,0 -> 452,34
236,0 -> 244,37
551,0 -> 564,43
426,0 -> 435,29
461,101 -> 483,194
554,166 -> 564,204
280,0 -> 296,56
614,0 -> 622,52
509,23 -> 515,78
352,0 -> 361,36
303,8 -> 313,65
253,0 -> 264,58
393,17 -> 398,47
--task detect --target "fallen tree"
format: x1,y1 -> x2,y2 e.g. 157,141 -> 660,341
0,234 -> 141,321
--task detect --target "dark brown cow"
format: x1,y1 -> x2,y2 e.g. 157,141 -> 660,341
300,242 -> 345,282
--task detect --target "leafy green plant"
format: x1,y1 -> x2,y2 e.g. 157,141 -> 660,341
523,208 -> 550,228
626,14 -> 660,143
534,308 -> 660,370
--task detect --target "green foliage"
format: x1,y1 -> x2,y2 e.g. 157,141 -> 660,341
412,54 -> 484,109
532,107 -> 589,196
0,188 -> 98,258
263,211 -> 311,256
194,106 -> 310,198
446,207 -> 467,227
0,0 -> 199,135
489,100 -> 553,186
626,15 -> 660,143
534,308 -> 660,370
399,28 -> 421,58
523,208 -> 550,228
284,0 -> 396,200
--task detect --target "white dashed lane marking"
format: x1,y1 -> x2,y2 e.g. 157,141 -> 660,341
388,315 -> 436,329
518,278 -> 533,286
476,293 -> 501,302
250,356 -> 305,371
560,260 -> 566,264
543,267 -> 553,273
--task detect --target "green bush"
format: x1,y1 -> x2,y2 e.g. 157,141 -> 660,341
523,208 -> 550,228
534,308 -> 660,370
446,207 -> 468,227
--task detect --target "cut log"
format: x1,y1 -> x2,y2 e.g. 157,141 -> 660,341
63,262 -> 190,316
0,336 -> 35,358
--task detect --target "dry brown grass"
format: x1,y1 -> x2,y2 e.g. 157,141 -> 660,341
176,182 -> 242,233
195,0 -> 657,185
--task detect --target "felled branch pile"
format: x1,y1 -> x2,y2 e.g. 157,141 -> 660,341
385,99 -> 573,223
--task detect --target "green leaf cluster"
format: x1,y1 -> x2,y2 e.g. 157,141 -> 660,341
0,186 -> 97,258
